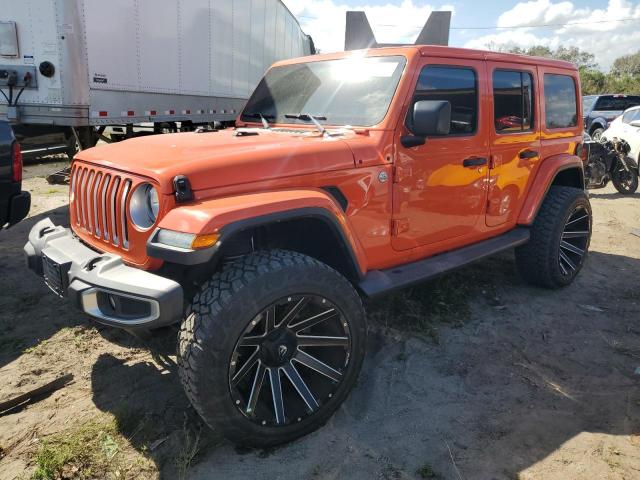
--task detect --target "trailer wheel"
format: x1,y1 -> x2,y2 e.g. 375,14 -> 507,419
76,126 -> 99,149
155,122 -> 177,135
177,249 -> 367,447
66,133 -> 79,159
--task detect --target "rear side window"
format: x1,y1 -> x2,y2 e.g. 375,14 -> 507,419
493,70 -> 534,133
544,74 -> 577,129
595,96 -> 640,111
410,66 -> 477,135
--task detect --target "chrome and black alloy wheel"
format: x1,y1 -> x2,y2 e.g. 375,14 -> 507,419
558,205 -> 590,278
229,295 -> 351,426
178,250 -> 367,447
515,186 -> 592,288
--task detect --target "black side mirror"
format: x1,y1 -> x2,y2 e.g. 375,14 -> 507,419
401,100 -> 451,148
413,100 -> 451,136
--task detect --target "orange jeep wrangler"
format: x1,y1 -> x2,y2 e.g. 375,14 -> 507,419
25,46 -> 591,446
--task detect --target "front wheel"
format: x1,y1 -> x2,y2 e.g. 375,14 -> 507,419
177,250 -> 367,447
612,162 -> 639,194
591,127 -> 605,141
515,186 -> 592,288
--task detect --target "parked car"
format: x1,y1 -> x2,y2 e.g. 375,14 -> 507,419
0,120 -> 29,228
25,46 -> 590,447
583,94 -> 640,140
602,105 -> 640,161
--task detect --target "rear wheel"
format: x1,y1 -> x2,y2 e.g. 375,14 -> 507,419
515,186 -> 592,288
177,250 -> 367,447
612,162 -> 639,194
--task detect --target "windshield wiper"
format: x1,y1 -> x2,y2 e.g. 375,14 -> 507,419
284,113 -> 327,135
243,112 -> 273,129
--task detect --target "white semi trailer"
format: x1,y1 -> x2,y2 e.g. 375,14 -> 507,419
0,0 -> 314,154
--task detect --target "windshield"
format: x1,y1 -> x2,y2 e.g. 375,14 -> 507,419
241,56 -> 407,127
582,96 -> 596,113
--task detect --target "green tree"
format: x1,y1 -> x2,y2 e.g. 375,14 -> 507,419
605,74 -> 640,95
611,52 -> 640,76
484,43 -> 640,95
493,44 -> 597,70
553,46 -> 598,70
580,69 -> 607,95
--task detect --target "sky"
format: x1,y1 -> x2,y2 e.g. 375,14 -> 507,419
282,0 -> 640,70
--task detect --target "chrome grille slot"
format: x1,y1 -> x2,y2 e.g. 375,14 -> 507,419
71,167 -> 80,225
70,165 -> 134,252
120,180 -> 132,249
83,169 -> 90,228
110,177 -> 121,246
76,168 -> 86,228
101,174 -> 111,241
93,172 -> 102,237
85,171 -> 95,233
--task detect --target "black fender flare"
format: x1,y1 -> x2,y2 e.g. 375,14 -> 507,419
149,207 -> 365,281
215,207 -> 364,281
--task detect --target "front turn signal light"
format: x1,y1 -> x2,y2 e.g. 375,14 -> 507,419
155,229 -> 220,250
191,233 -> 220,250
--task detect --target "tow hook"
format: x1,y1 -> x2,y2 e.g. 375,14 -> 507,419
84,256 -> 105,272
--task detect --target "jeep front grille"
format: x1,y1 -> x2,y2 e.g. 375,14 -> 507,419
70,165 -> 132,249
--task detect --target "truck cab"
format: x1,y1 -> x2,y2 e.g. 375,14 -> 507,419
25,46 -> 590,447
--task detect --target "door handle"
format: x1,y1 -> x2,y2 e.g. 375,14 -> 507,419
463,157 -> 488,167
519,150 -> 539,159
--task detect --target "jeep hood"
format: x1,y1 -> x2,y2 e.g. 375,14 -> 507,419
77,129 -> 357,194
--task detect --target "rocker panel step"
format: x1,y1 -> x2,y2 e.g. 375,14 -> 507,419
359,228 -> 530,298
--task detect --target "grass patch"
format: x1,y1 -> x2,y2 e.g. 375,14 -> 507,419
22,340 -> 48,356
621,289 -> 640,302
59,326 -> 96,353
32,418 -> 123,479
367,272 -> 474,341
416,463 -> 441,479
175,421 -> 201,480
381,463 -> 403,479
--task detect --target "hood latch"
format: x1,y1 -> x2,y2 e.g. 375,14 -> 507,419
173,175 -> 194,203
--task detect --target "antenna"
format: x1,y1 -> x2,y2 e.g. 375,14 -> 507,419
344,10 -> 451,50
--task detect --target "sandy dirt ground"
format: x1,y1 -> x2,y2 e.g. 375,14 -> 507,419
1,159 -> 640,479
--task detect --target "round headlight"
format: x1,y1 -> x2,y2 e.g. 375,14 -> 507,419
129,183 -> 159,230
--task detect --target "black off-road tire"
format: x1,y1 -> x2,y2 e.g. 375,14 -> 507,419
515,186 -> 592,289
177,249 -> 367,447
612,164 -> 639,194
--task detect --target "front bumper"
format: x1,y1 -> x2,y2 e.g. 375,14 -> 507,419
24,218 -> 183,330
